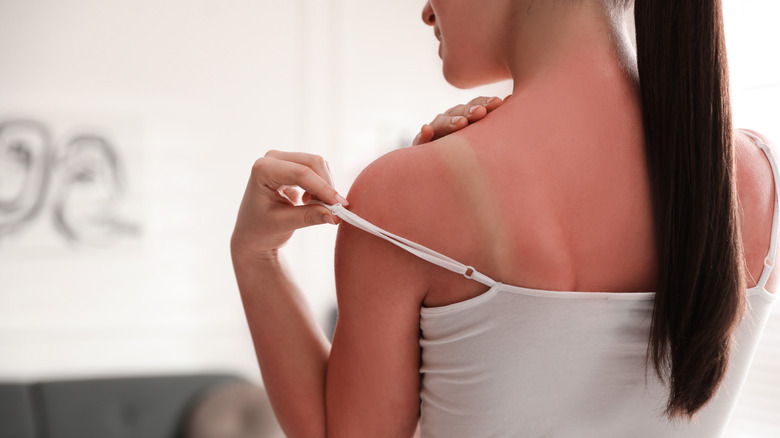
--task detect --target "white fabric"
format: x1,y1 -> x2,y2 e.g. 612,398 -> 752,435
315,129 -> 778,437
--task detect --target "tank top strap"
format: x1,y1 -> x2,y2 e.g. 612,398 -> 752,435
314,201 -> 498,288
741,129 -> 780,290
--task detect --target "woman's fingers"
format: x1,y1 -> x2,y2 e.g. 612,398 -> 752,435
261,150 -> 346,206
414,96 -> 506,145
264,150 -> 334,187
412,124 -> 435,146
484,96 -> 504,111
252,155 -> 346,207
427,109 -> 470,141
467,95 -> 503,112
272,202 -> 340,229
424,109 -> 467,142
232,152 -> 346,259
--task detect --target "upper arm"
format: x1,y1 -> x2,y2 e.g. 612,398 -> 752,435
325,149 -> 429,437
739,129 -> 779,294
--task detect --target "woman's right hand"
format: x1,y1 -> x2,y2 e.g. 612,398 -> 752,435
412,95 -> 508,146
231,150 -> 346,263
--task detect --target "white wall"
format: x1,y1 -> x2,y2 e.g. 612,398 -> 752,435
0,0 -> 304,381
0,0 -> 508,383
0,0 -> 777,435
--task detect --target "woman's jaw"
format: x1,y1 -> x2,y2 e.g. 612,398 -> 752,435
424,0 -> 636,93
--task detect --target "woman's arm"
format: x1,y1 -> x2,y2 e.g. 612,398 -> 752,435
231,96 -> 502,436
232,254 -> 331,437
326,150 -> 431,437
231,150 -> 345,437
231,148 -> 427,437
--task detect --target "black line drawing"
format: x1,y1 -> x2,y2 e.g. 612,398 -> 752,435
0,119 -> 141,248
0,120 -> 53,238
52,135 -> 140,246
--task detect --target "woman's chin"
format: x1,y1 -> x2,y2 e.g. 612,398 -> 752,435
442,66 -> 501,90
442,66 -> 475,89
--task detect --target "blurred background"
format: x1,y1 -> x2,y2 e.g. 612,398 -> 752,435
0,0 -> 777,436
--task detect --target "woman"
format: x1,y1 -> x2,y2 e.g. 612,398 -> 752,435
231,1 -> 778,436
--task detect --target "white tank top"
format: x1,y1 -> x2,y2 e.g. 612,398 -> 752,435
319,130 -> 778,437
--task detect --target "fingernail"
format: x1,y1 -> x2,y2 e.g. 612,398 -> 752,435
323,214 -> 336,225
336,194 -> 349,206
451,116 -> 464,124
468,105 -> 481,115
487,97 -> 498,104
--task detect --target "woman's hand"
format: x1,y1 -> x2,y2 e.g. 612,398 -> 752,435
412,95 -> 508,145
231,150 -> 348,262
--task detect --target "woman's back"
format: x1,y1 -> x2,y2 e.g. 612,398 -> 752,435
332,63 -> 778,432
400,59 -> 778,309
417,58 -> 657,306
331,116 -> 778,435
349,109 -> 779,436
345,33 -> 779,433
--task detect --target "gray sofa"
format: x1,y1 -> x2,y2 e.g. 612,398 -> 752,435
0,373 -> 283,438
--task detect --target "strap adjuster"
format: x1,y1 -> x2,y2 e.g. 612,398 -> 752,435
463,266 -> 476,279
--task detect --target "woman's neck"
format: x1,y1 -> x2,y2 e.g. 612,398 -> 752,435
503,3 -> 638,98
456,6 -> 644,156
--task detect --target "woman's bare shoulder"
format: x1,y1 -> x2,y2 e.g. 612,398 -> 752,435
344,139 -> 454,227
735,128 -> 778,293
343,134 -> 488,249
339,137 -> 474,298
342,136 -> 475,262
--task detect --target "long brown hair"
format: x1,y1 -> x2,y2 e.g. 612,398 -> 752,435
631,0 -> 745,419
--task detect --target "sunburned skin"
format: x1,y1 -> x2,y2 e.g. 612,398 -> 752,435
232,2 -> 778,434
418,52 -> 777,308
419,48 -> 648,298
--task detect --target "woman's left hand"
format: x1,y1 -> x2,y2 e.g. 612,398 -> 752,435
231,150 -> 348,262
412,95 -> 507,145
